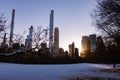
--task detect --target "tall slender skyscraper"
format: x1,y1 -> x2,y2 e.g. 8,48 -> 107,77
49,10 -> 54,53
9,9 -> 15,48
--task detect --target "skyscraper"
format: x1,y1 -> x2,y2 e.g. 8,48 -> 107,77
1,33 -> 7,47
49,10 -> 54,53
25,35 -> 29,49
81,36 -> 90,57
96,36 -> 106,53
25,26 -> 33,50
89,34 -> 96,53
9,9 -> 15,48
28,26 -> 33,49
53,27 -> 59,55
69,42 -> 75,58
96,36 -> 105,48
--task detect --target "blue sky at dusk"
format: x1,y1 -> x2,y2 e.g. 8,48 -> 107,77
0,0 -> 97,51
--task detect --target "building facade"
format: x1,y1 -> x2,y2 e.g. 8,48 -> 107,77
89,34 -> 96,53
25,26 -> 33,50
41,43 -> 47,49
69,42 -> 75,58
81,36 -> 90,57
53,27 -> 59,55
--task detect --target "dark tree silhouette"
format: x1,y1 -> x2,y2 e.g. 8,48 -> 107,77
91,0 -> 120,47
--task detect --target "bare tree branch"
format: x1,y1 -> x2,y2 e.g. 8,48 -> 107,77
33,26 -> 48,49
91,0 -> 120,46
13,31 -> 26,45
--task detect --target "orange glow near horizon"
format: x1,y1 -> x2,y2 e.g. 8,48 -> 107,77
60,39 -> 82,56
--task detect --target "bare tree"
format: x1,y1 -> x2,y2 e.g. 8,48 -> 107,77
0,13 -> 7,32
91,0 -> 120,46
0,13 -> 8,43
13,31 -> 26,45
91,0 -> 120,68
33,26 -> 48,49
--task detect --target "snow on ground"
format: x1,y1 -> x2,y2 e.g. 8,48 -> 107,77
0,63 -> 120,80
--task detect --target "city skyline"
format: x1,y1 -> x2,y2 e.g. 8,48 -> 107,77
0,0 -> 97,52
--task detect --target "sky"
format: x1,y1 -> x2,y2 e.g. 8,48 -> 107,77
0,0 -> 97,52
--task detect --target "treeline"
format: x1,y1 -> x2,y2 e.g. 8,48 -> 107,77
0,50 -> 81,64
82,44 -> 120,64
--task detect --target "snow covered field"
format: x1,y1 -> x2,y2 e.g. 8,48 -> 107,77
0,63 -> 120,80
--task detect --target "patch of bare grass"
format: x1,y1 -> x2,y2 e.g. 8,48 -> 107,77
65,76 -> 119,80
